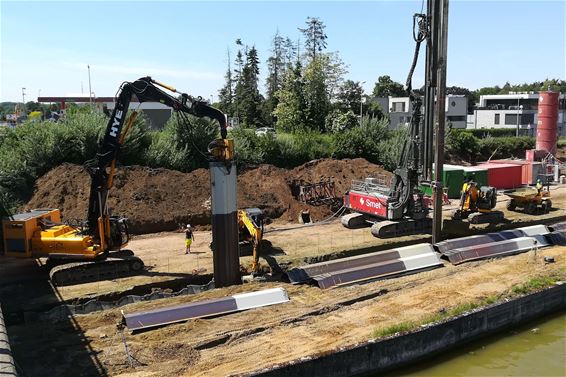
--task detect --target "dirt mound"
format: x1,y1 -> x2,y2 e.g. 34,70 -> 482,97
25,158 -> 389,234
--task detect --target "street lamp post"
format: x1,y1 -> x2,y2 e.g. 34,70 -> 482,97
515,97 -> 522,137
88,65 -> 93,106
21,87 -> 26,114
360,81 -> 366,117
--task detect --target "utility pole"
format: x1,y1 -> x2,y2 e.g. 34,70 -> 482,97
88,65 -> 93,106
360,81 -> 366,117
432,0 -> 449,244
21,87 -> 26,115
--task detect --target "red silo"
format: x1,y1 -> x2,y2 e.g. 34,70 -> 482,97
536,91 -> 559,155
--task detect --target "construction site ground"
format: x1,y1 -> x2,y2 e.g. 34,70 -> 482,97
1,157 -> 565,376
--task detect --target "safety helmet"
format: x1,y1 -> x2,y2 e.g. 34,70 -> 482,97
186,224 -> 191,228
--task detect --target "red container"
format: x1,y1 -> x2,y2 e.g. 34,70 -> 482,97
487,159 -> 532,185
476,163 -> 523,189
536,91 -> 559,155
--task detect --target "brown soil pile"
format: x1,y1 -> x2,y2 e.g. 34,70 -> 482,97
25,158 -> 389,234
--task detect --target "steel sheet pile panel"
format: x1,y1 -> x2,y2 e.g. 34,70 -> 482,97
546,230 -> 566,246
447,237 -> 546,265
550,221 -> 566,232
288,244 -> 442,289
123,287 -> 289,331
435,225 -> 549,258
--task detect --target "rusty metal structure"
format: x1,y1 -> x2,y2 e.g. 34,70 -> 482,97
291,179 -> 337,205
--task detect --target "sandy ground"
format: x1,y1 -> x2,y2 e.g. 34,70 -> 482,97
1,186 -> 565,377
6,246 -> 565,377
45,185 -> 566,303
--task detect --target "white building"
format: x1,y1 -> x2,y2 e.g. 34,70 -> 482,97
380,95 -> 468,129
469,92 -> 566,136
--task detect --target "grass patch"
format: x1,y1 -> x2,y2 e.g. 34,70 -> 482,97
371,272 -> 564,340
511,276 -> 558,295
372,321 -> 416,338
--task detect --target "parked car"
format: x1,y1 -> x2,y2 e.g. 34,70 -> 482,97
255,127 -> 276,136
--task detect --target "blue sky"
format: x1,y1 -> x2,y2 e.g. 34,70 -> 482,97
1,0 -> 564,102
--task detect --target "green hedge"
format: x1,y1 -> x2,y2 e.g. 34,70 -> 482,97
463,128 -> 518,138
447,129 -> 535,162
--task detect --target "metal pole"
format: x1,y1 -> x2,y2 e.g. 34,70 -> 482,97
516,97 -> 519,137
432,0 -> 449,244
21,87 -> 26,114
88,65 -> 93,106
360,81 -> 366,118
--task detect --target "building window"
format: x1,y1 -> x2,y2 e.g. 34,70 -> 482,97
505,114 -> 519,125
494,114 -> 500,124
522,113 -> 534,125
392,102 -> 405,112
447,116 -> 466,122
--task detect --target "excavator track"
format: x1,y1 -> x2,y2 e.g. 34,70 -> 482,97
341,213 -> 369,228
370,218 -> 432,238
467,211 -> 505,224
49,255 -> 145,286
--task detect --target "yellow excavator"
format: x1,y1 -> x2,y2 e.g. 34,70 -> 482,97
238,208 -> 265,274
1,77 -> 230,285
451,179 -> 504,224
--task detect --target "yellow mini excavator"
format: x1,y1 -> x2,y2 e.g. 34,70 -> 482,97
1,77 -> 230,285
451,180 -> 505,224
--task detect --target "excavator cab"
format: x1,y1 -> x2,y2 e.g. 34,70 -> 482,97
452,185 -> 504,224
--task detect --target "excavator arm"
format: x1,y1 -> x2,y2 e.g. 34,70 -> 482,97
237,208 -> 264,274
85,77 -> 228,250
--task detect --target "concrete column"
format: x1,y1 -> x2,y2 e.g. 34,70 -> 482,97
210,161 -> 240,287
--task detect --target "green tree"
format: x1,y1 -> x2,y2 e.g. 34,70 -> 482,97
265,30 -> 288,125
336,80 -> 363,114
372,75 -> 405,98
234,46 -> 262,127
218,48 -> 234,116
303,55 -> 331,131
274,62 -> 307,133
298,17 -> 327,61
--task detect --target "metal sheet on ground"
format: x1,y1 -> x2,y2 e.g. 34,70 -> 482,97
546,230 -> 566,245
287,244 -> 442,289
435,225 -> 549,256
550,222 -> 566,232
447,236 -> 546,265
122,287 -> 289,331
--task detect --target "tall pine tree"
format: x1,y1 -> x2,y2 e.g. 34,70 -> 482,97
234,46 -> 262,127
265,31 -> 288,125
218,48 -> 234,116
298,17 -> 327,61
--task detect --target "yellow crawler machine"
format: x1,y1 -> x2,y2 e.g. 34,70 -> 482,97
451,183 -> 504,224
2,208 -> 140,285
1,77 -> 229,285
237,208 -> 264,274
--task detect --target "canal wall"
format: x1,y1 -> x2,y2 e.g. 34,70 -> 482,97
253,283 -> 566,377
0,304 -> 17,376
